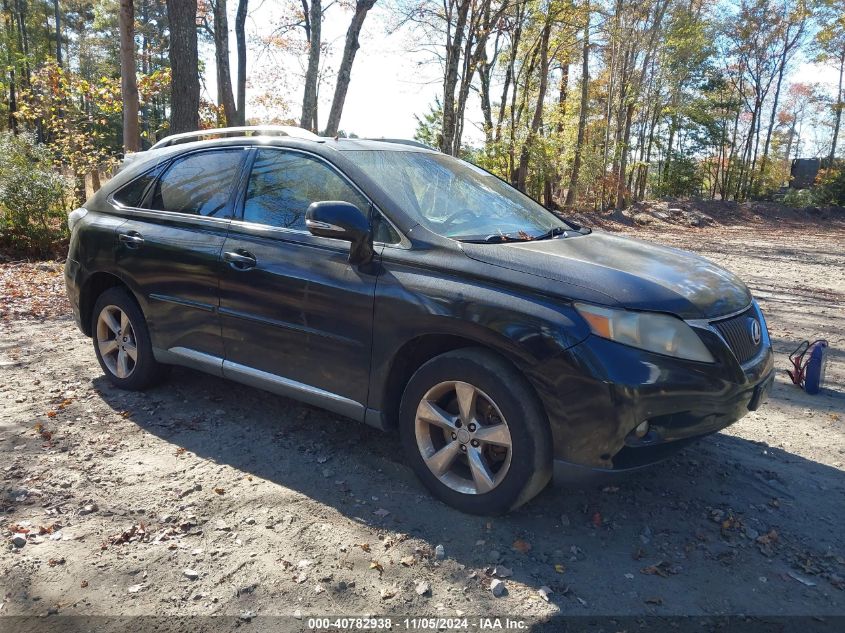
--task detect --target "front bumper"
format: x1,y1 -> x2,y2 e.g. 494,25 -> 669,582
524,307 -> 775,483
64,257 -> 84,333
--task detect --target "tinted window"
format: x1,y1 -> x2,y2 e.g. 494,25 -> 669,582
243,149 -> 369,230
113,167 -> 161,207
149,150 -> 245,216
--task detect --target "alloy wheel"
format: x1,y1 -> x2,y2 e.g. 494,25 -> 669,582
414,380 -> 513,495
96,305 -> 138,379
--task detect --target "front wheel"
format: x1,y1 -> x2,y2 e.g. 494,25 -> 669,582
399,348 -> 552,515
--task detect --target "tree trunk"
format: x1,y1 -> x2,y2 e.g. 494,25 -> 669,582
166,0 -> 200,134
119,0 -> 141,152
324,0 -> 376,136
53,0 -> 61,66
14,0 -> 31,86
495,0 -> 524,143
440,0 -> 471,155
830,49 -> 845,162
515,17 -> 551,192
759,59 -> 786,181
212,0 -> 237,125
300,0 -> 321,131
614,102 -> 634,210
235,0 -> 248,125
2,2 -> 17,132
564,4 -> 589,208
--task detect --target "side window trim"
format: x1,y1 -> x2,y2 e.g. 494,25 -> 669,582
232,147 -> 259,222
234,146 -> 407,247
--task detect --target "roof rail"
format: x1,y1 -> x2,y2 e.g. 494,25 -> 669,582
363,138 -> 435,150
149,125 -> 319,150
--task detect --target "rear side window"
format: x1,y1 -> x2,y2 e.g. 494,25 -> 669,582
148,149 -> 245,216
113,166 -> 161,207
243,149 -> 369,230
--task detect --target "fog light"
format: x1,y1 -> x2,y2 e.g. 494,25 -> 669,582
634,421 -> 649,438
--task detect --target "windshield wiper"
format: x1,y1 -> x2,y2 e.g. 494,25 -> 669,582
533,226 -> 569,240
456,232 -> 532,244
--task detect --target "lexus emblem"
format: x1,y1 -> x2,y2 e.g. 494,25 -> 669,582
748,318 -> 762,345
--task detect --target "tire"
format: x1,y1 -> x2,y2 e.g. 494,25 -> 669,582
399,348 -> 552,515
91,286 -> 167,390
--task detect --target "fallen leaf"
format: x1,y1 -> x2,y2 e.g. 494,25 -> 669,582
554,564 -> 566,574
213,487 -> 225,495
357,543 -> 371,553
369,561 -> 384,574
400,555 -> 416,567
379,587 -> 396,599
640,560 -> 681,577
591,512 -> 602,528
512,539 -> 532,554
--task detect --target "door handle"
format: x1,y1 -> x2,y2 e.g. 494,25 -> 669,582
118,232 -> 144,248
223,250 -> 257,270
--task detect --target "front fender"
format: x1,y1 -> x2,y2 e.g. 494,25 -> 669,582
368,251 -> 590,414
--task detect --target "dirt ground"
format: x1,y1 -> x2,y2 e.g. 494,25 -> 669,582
1,210 -> 844,628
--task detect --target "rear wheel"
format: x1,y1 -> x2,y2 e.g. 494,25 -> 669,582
91,287 -> 166,390
399,348 -> 552,514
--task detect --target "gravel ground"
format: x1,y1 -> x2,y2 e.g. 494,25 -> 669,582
1,217 -> 844,627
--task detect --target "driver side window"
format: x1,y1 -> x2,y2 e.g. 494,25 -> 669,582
243,149 -> 369,231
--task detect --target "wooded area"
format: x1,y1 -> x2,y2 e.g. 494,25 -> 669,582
408,0 -> 844,210
0,0 -> 843,256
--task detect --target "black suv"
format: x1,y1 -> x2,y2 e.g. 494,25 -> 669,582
65,126 -> 774,514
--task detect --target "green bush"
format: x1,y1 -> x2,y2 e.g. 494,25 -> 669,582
0,132 -> 70,257
812,164 -> 845,207
782,164 -> 845,209
782,187 -> 814,208
654,154 -> 704,198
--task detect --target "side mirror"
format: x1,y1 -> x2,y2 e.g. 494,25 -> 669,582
305,201 -> 373,264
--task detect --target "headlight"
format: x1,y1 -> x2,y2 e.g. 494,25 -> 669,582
574,303 -> 715,363
68,207 -> 88,233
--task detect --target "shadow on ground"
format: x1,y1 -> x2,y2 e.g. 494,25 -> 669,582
88,363 -> 845,618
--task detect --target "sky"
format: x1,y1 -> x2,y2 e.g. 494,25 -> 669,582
200,2 -> 841,151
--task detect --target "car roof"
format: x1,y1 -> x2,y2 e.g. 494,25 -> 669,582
119,133 -> 436,174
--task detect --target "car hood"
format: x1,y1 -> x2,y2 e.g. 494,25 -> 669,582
460,231 -> 751,319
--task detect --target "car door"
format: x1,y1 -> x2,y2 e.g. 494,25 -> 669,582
113,147 -> 249,364
218,147 -> 380,419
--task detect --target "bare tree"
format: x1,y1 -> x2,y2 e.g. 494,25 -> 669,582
324,0 -> 376,136
119,0 -> 140,151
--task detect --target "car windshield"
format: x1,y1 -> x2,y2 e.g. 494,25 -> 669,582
342,150 -> 572,241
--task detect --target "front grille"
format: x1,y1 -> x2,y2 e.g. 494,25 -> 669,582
712,306 -> 762,364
